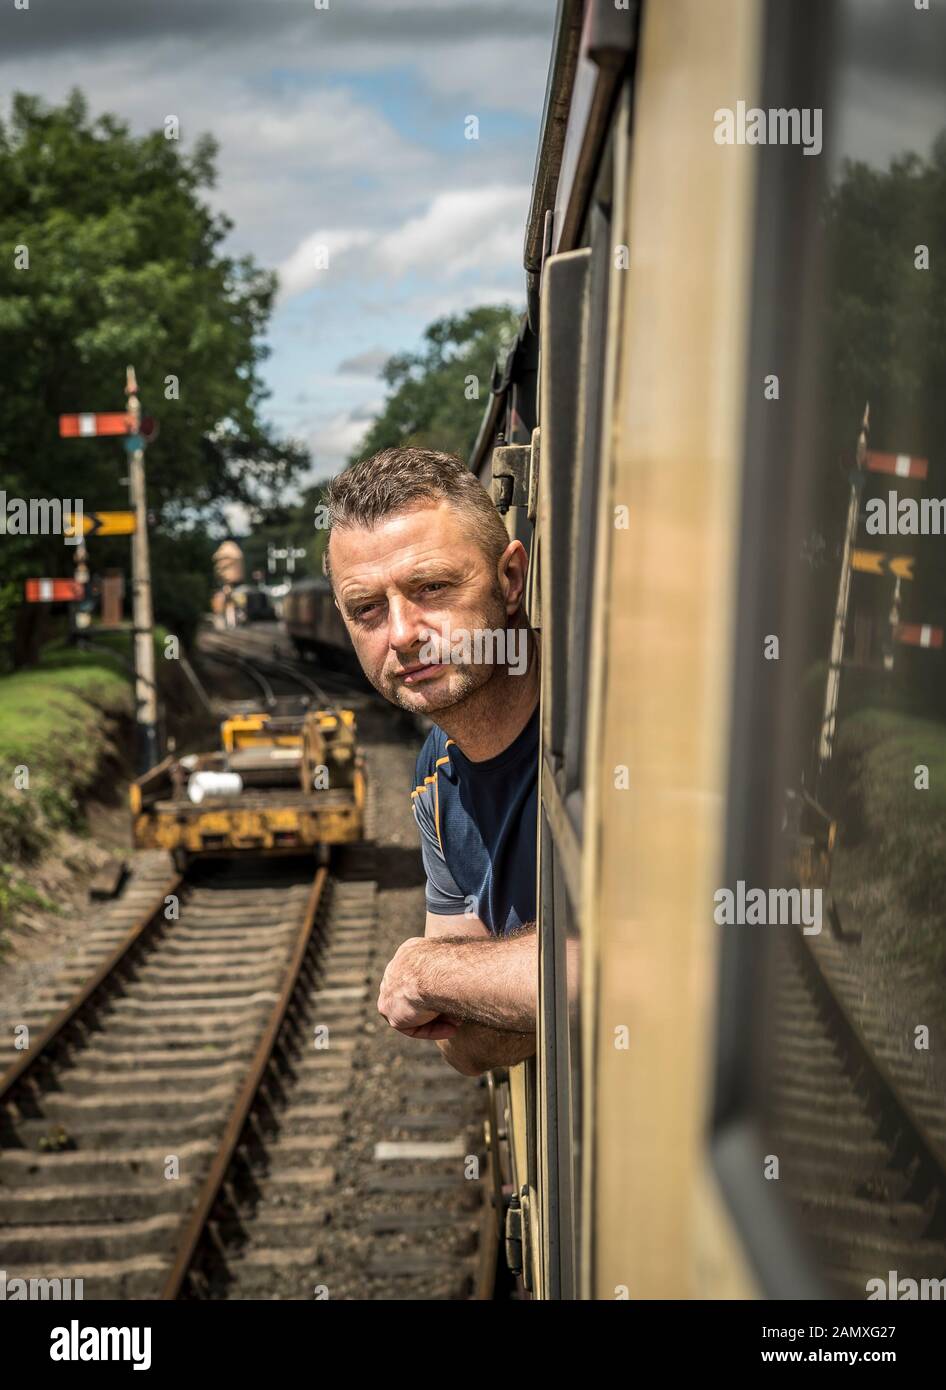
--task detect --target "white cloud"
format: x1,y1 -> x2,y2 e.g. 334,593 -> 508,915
377,186 -> 528,277
276,184 -> 529,304
0,1 -> 553,468
0,49 -> 436,266
309,404 -> 384,470
410,34 -> 553,114
390,282 -> 524,323
276,227 -> 375,300
212,88 -> 431,201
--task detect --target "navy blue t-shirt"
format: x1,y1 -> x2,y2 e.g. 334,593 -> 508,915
411,706 -> 539,937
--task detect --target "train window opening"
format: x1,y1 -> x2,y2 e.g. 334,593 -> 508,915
530,64 -> 632,1298
563,192 -> 612,814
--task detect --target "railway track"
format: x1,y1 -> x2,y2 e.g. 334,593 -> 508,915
0,818 -> 488,1300
767,928 -> 946,1298
1,635 -> 488,1300
190,862 -> 486,1301
0,859 -> 325,1296
198,626 -> 360,713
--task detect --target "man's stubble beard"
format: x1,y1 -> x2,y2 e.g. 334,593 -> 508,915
373,585 -> 510,716
382,660 -> 493,715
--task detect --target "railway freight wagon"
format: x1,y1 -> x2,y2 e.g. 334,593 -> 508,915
282,577 -> 358,672
131,708 -> 365,869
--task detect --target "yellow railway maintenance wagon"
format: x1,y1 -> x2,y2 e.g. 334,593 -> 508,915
130,708 -> 365,868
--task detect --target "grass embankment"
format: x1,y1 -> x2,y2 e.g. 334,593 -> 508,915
0,633 -> 138,932
835,705 -> 946,972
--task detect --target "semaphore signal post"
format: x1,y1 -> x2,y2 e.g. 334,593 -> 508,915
58,366 -> 160,773
817,403 -> 940,794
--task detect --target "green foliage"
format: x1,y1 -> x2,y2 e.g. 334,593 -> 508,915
0,89 -> 308,646
0,639 -> 131,862
0,866 -> 58,955
797,135 -> 946,725
836,709 -> 946,967
0,582 -> 19,674
351,305 -> 521,464
150,529 -> 215,646
822,136 -> 946,458
239,483 -> 329,582
249,305 -> 521,585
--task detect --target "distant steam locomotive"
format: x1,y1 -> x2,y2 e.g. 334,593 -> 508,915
282,577 -> 358,672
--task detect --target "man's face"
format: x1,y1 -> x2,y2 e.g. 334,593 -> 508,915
329,500 -> 519,714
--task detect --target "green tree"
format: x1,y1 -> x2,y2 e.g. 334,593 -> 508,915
244,307 -> 522,592
351,305 -> 521,464
822,135 -> 946,467
0,90 -> 307,664
799,134 -> 946,708
239,483 -> 329,583
150,528 -> 217,647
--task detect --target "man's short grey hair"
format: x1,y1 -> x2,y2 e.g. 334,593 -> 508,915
323,447 -> 510,579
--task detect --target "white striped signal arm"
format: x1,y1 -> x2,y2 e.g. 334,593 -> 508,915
865,451 -> 928,480
894,623 -> 944,650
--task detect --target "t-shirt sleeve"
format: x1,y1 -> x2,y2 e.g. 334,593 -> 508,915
412,789 -> 468,916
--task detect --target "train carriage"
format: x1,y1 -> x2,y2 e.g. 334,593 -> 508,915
282,576 -> 359,671
475,0 -> 946,1301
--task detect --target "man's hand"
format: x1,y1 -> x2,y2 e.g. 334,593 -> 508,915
376,937 -> 537,1073
437,1022 -> 536,1077
377,937 -> 460,1039
378,925 -> 538,1042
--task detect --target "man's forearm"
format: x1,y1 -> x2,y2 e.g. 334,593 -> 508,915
437,1022 -> 536,1077
416,929 -> 537,1032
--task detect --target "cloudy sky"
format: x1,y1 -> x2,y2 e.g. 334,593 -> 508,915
0,0 -> 556,484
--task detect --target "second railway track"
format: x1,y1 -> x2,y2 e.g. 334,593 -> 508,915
197,626 -> 359,713
767,929 -> 946,1298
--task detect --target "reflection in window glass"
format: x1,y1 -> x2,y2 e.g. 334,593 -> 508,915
759,0 -> 946,1300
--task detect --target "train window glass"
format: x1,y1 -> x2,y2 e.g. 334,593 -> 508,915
535,180 -> 615,1299
539,247 -> 588,779
715,0 -> 946,1299
564,189 -> 612,809
533,101 -> 624,1296
536,800 -> 582,1298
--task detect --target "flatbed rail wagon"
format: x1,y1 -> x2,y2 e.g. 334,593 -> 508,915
130,708 -> 365,867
